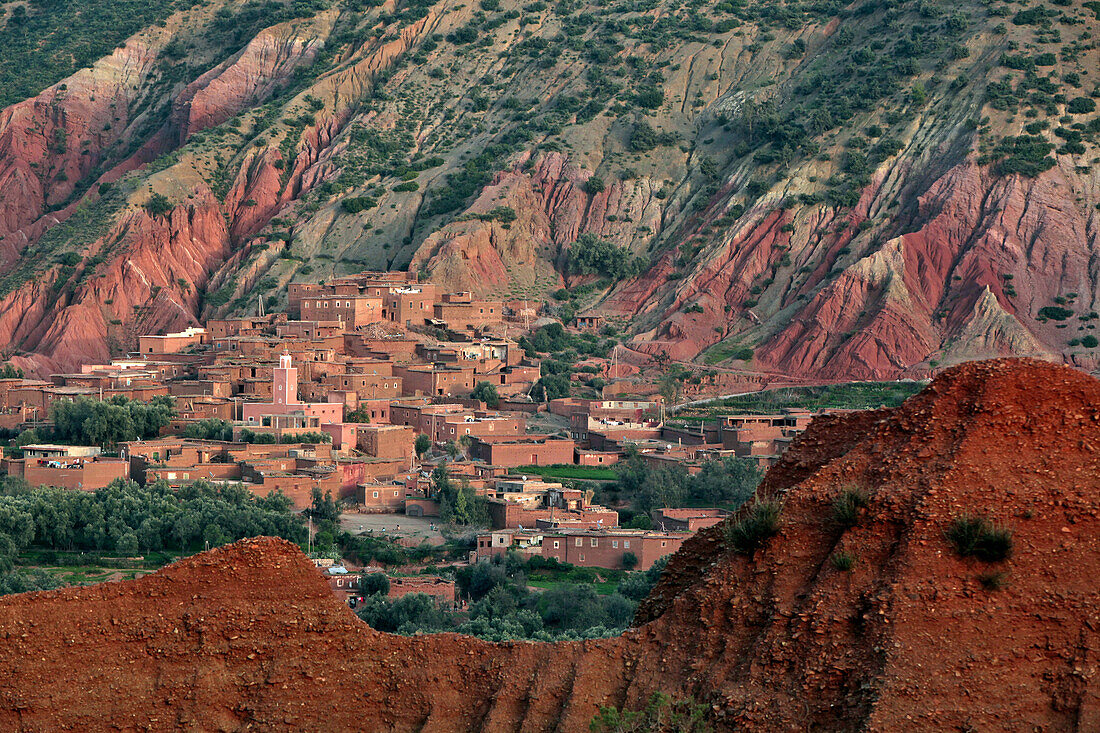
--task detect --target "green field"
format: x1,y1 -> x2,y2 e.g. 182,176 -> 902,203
685,381 -> 926,415
513,464 -> 618,480
527,579 -> 619,595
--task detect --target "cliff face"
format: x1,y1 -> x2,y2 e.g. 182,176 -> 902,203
0,0 -> 1097,378
1,359 -> 1098,730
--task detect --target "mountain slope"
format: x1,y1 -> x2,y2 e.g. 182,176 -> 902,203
0,0 -> 1096,377
1,358 -> 1099,730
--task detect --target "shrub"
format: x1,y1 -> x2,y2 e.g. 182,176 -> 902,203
634,86 -> 664,110
1066,97 -> 1097,114
628,121 -> 677,152
725,501 -> 781,555
1083,335 -> 1099,348
566,233 -> 643,280
831,488 -> 869,528
830,551 -> 856,571
978,570 -> 1007,591
583,176 -> 605,195
621,552 -> 638,570
342,196 -> 378,213
144,193 -> 173,218
946,516 -> 1013,562
1038,306 -> 1073,321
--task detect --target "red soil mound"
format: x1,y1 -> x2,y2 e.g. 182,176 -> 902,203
1,358 -> 1098,731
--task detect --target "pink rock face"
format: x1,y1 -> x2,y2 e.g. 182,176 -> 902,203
601,159 -> 1095,379
0,41 -> 161,268
0,20 -> 330,377
1,201 -> 233,376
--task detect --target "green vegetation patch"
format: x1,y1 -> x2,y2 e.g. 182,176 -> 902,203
0,0 -> 196,110
514,464 -> 618,480
697,381 -> 924,414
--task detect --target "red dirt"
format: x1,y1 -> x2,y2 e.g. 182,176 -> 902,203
1,358 -> 1098,731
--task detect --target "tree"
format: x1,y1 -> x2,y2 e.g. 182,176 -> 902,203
470,381 -> 500,408
182,419 -> 233,441
565,233 -> 644,280
621,551 -> 639,570
415,433 -> 431,456
116,532 -> 139,555
361,572 -> 390,596
306,488 -> 340,532
532,373 -> 571,401
658,365 -> 687,408
144,193 -> 173,218
583,176 -> 605,195
451,485 -> 471,525
51,396 -> 175,447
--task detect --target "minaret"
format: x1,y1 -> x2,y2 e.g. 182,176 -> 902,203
274,352 -> 297,406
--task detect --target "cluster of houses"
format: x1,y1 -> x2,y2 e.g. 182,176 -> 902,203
0,270 -> 825,582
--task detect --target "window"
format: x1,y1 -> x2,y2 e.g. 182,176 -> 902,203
612,540 -> 618,548
393,491 -> 399,497
623,540 -> 630,548
497,536 -> 506,545
553,540 -> 560,549
579,554 -> 585,562
372,491 -> 379,498
661,541 -> 667,547
575,538 -> 583,547
590,538 -> 598,547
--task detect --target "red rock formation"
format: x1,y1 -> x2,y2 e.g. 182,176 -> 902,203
609,158 -> 1095,378
1,359 -> 1097,730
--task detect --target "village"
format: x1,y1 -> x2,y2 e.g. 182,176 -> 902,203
0,270 -> 824,613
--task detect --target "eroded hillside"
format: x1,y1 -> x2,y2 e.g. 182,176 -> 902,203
0,0 -> 1096,378
0,359 -> 1098,731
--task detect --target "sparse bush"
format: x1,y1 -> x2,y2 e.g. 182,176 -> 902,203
978,570 -> 1007,591
831,488 -> 869,528
725,501 -> 781,555
946,516 -> 1013,562
590,692 -> 709,733
830,551 -> 856,571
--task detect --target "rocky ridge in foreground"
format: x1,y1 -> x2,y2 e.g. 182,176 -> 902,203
1,358 -> 1098,730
